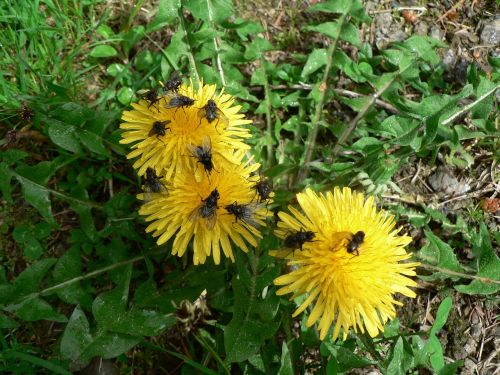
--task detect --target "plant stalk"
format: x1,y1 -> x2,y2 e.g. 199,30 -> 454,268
297,14 -> 346,182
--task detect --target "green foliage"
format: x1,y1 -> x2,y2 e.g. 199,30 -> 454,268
0,0 -> 498,373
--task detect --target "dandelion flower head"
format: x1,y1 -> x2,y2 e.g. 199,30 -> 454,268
139,153 -> 272,265
120,81 -> 252,179
271,187 -> 419,341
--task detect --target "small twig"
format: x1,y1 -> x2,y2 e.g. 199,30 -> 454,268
250,84 -> 401,114
297,14 -> 346,182
206,0 -> 226,86
332,67 -> 409,157
369,6 -> 427,15
178,1 -> 200,85
437,186 -> 496,207
435,0 -> 466,24
441,84 -> 500,126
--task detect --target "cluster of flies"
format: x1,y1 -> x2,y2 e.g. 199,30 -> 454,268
144,73 -> 227,176
141,74 -> 365,256
283,229 -> 365,256
140,73 -> 273,233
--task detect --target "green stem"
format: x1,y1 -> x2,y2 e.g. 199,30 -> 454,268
416,261 -> 500,285
179,1 -> 200,85
297,14 -> 346,183
13,171 -> 104,210
194,334 -> 230,375
206,0 -> 226,86
39,248 -> 170,296
125,0 -> 145,31
261,59 -> 274,167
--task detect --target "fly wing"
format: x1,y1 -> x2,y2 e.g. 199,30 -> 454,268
204,211 -> 217,230
202,135 -> 212,153
216,109 -> 229,128
189,204 -> 203,222
197,107 -> 207,120
186,143 -> 200,157
241,202 -> 262,228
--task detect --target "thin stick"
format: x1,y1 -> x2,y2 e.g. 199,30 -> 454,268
296,14 -> 346,182
206,0 -> 226,86
251,83 -> 401,114
178,1 -> 200,85
332,67 -> 409,157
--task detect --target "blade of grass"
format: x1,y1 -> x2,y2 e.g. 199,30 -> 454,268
297,14 -> 346,182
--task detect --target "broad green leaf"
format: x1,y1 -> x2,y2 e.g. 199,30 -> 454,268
61,306 -> 141,368
455,224 -> 500,295
117,87 -> 134,105
106,63 -> 125,77
439,360 -> 464,375
48,122 -> 81,153
301,48 -> 327,78
386,337 -> 405,375
184,0 -> 233,23
15,174 -> 56,225
244,37 -> 273,60
149,0 -> 180,30
5,296 -> 67,322
471,78 -> 498,119
12,225 -> 43,259
0,313 -> 19,328
306,21 -> 341,40
80,333 -> 141,362
308,0 -> 370,22
224,278 -> 279,363
430,296 -> 452,335
164,30 -> 187,68
418,231 -> 464,281
340,22 -> 361,47
60,306 -> 93,361
53,248 -> 93,308
89,45 -> 118,58
78,130 -> 109,156
122,26 -> 145,54
224,319 -> 280,363
322,342 -> 374,371
277,342 -> 293,375
13,258 -> 57,296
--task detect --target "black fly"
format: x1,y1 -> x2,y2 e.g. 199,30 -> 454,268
140,89 -> 162,111
225,202 -> 261,228
346,231 -> 365,256
187,136 -> 215,175
164,92 -> 195,111
163,72 -> 182,94
189,188 -> 220,230
254,176 -> 273,202
143,168 -> 167,200
148,120 -> 171,140
198,99 -> 228,130
284,228 -> 315,253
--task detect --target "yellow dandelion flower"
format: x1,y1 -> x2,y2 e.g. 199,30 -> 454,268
271,187 -> 419,341
120,81 -> 252,178
139,153 -> 271,265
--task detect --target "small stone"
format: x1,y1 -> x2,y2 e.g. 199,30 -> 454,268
430,26 -> 445,41
414,21 -> 429,36
442,49 -> 457,67
480,19 -> 500,46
